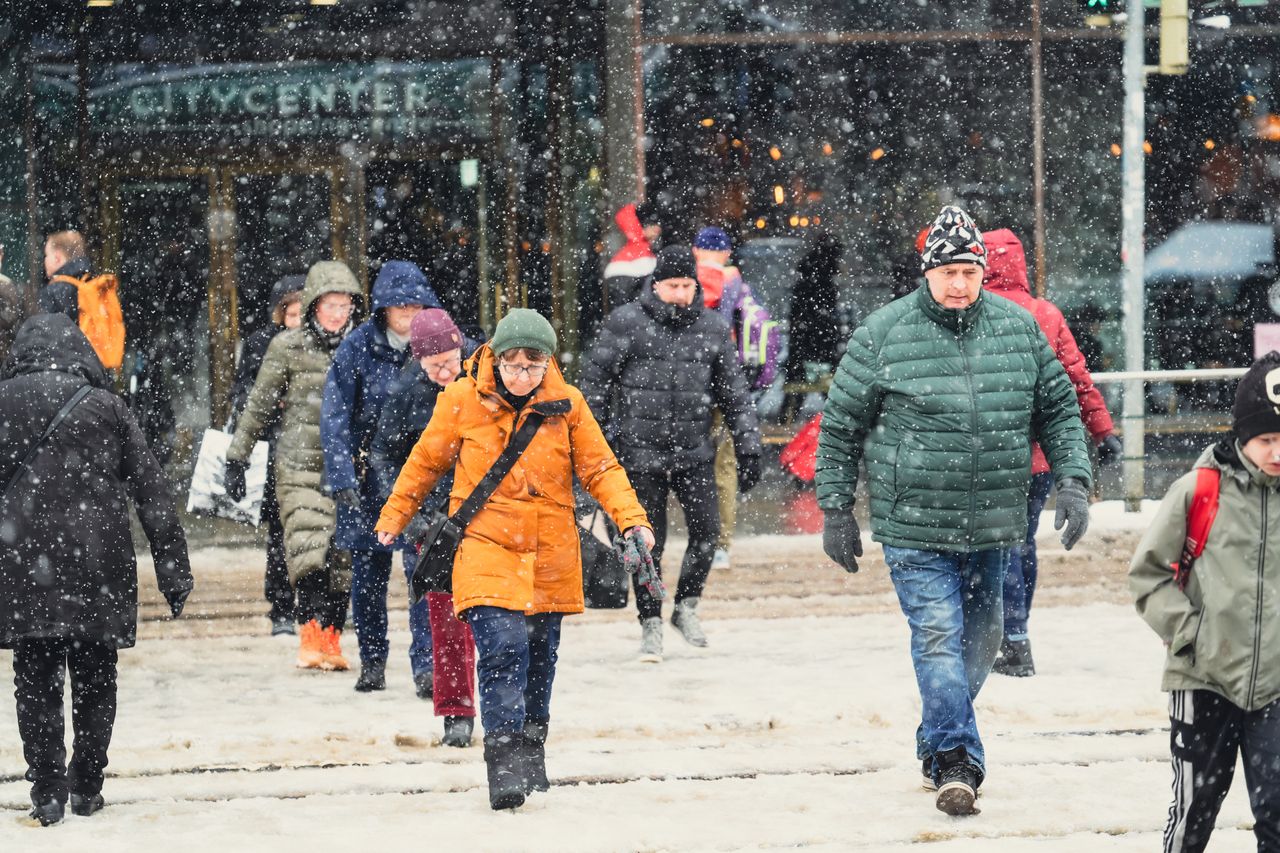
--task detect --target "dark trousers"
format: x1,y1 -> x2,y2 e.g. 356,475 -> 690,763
12,638 -> 118,804
464,606 -> 564,735
295,570 -> 349,630
1164,689 -> 1280,853
629,462 -> 720,621
261,470 -> 294,622
349,549 -> 432,673
1002,472 -> 1054,638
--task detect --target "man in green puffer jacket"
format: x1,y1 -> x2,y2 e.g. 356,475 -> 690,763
226,260 -> 365,672
815,205 -> 1092,816
1130,353 -> 1280,853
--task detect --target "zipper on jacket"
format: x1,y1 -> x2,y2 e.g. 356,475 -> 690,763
957,330 -> 979,546
1247,487 -> 1267,708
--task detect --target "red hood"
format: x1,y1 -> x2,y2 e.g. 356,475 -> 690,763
611,203 -> 654,264
981,229 -> 1031,298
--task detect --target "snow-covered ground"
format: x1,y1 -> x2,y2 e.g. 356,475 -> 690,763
0,525 -> 1261,851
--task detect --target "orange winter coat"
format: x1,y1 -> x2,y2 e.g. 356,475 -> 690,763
376,345 -> 650,616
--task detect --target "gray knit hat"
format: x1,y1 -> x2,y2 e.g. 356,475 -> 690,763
490,308 -> 557,356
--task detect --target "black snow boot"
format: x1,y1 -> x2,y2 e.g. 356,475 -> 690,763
483,733 -> 526,810
521,721 -> 550,793
442,716 -> 474,748
70,793 -> 105,817
29,796 -> 64,827
934,746 -> 982,816
354,659 -> 386,692
992,637 -> 1035,677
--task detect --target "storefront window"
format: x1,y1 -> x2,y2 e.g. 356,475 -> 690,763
644,0 -> 1030,37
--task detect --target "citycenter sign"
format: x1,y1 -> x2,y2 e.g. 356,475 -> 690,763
88,60 -> 492,144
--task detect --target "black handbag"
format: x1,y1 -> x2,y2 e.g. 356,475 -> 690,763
409,404 -> 558,603
576,494 -> 629,609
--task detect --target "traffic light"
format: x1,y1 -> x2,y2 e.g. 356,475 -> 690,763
1082,0 -> 1120,28
1159,0 -> 1189,75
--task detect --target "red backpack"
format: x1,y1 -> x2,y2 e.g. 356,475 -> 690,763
1172,467 -> 1221,591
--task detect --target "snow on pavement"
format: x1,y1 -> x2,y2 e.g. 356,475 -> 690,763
0,534 -> 1261,851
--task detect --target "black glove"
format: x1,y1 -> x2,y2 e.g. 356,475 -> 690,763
822,510 -> 863,573
334,488 -> 361,511
224,459 -> 249,503
166,585 -> 192,619
737,454 -> 762,493
1097,434 -> 1122,466
617,528 -> 665,599
1054,477 -> 1091,551
401,511 -> 436,546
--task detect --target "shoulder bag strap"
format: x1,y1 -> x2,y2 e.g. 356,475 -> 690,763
450,410 -> 547,530
3,384 -> 93,496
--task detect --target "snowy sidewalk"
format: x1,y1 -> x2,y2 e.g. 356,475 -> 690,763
0,530 -> 1261,851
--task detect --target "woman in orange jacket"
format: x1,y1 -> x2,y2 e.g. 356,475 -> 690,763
376,308 -> 653,810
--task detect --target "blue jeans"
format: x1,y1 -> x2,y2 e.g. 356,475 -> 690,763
349,549 -> 432,675
883,546 -> 1008,778
1003,473 -> 1055,639
464,606 -> 564,735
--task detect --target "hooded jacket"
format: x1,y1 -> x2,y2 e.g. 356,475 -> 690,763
228,261 -> 365,582
0,315 -> 192,648
815,285 -> 1092,553
321,261 -> 440,551
604,204 -> 657,310
1130,441 -> 1280,711
982,229 -> 1114,474
375,344 -> 650,616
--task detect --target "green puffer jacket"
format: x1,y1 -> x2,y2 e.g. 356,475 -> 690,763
815,285 -> 1091,552
228,262 -> 364,583
1130,441 -> 1280,712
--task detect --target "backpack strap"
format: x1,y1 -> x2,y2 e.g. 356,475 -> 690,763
3,384 -> 93,497
1173,467 -> 1221,591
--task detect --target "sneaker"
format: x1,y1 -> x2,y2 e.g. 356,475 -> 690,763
711,549 -> 731,570
29,797 -> 63,827
320,625 -> 350,671
992,637 -> 1035,678
671,597 -> 708,648
295,620 -> 328,670
934,748 -> 981,816
354,659 -> 386,692
69,793 -> 104,817
442,716 -> 474,748
638,617 -> 663,663
270,615 -> 296,637
414,671 -> 434,700
921,757 -> 937,792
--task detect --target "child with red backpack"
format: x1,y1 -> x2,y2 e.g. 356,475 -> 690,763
1129,351 -> 1280,853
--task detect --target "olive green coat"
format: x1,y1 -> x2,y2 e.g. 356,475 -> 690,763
1130,441 -> 1280,711
815,285 -> 1091,553
228,262 -> 364,583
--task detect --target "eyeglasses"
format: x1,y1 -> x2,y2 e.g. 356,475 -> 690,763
498,362 -> 548,378
316,300 -> 354,316
424,355 -> 462,374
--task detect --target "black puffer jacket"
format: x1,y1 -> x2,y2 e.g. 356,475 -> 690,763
580,278 -> 761,473
0,315 -> 193,649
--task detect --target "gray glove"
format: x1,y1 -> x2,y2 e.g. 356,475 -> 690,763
1054,478 -> 1090,551
617,528 -> 665,600
822,510 -> 863,573
401,511 -> 437,546
334,488 -> 361,511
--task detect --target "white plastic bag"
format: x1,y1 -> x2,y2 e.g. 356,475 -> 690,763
186,429 -> 270,525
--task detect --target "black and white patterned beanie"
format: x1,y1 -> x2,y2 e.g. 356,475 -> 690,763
920,205 -> 987,272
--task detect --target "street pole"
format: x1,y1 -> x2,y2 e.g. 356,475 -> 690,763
1121,3 -> 1146,512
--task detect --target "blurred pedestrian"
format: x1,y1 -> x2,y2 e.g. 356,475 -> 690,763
816,205 -> 1091,816
370,308 -> 478,742
0,314 -> 193,827
981,228 -> 1122,677
0,245 -> 23,367
230,274 -> 305,636
375,309 -> 653,810
321,260 -> 439,694
603,200 -> 661,310
787,230 -> 844,380
225,261 -> 364,672
693,226 -> 780,570
581,246 -> 762,661
39,231 -> 124,371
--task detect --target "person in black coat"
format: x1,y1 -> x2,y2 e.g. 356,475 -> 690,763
580,245 -> 761,661
230,274 -> 305,635
0,314 -> 193,827
787,230 -> 844,381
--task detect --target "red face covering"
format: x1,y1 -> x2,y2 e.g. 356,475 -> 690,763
697,264 -> 725,309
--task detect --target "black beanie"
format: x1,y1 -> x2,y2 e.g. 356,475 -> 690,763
1234,350 -> 1280,444
652,245 -> 696,284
